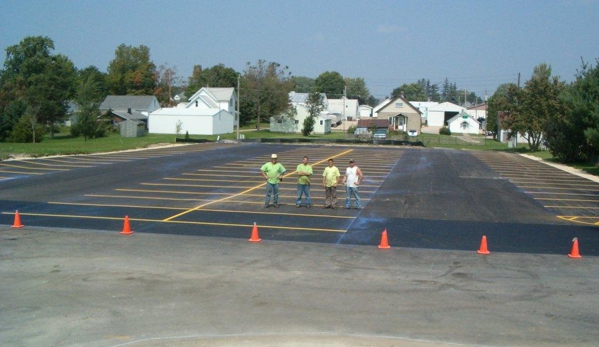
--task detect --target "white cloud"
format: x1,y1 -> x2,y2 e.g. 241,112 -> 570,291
377,25 -> 406,34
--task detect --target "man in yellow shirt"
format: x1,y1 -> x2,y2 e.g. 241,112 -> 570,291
296,156 -> 313,208
261,154 -> 286,208
322,158 -> 340,209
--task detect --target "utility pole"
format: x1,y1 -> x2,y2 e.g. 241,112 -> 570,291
342,86 -> 346,138
236,75 -> 240,140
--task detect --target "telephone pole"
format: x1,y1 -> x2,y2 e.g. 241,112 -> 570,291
236,75 -> 240,140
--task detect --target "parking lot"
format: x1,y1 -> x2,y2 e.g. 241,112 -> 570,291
1,143 -> 599,347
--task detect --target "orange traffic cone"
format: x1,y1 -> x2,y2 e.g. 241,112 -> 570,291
378,229 -> 390,249
477,235 -> 490,255
120,215 -> 133,235
249,222 -> 261,242
568,237 -> 582,258
11,210 -> 24,228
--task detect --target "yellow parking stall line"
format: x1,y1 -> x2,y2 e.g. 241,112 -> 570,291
163,148 -> 355,221
526,191 -> 599,197
0,163 -> 69,171
510,181 -> 598,187
142,182 -> 261,189
14,160 -> 91,168
520,186 -> 599,191
65,156 -> 130,162
0,169 -> 44,175
536,198 -> 599,202
49,201 -> 355,219
184,173 -> 256,178
545,206 -> 599,209
87,194 -> 267,205
1,211 -> 346,233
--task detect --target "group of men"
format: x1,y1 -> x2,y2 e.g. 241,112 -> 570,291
260,154 -> 363,210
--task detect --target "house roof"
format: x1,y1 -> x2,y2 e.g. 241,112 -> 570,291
111,109 -> 148,122
100,95 -> 158,111
357,119 -> 390,128
150,107 -> 232,117
186,87 -> 235,109
375,96 -> 422,115
428,102 -> 464,112
288,91 -> 328,105
447,110 -> 480,124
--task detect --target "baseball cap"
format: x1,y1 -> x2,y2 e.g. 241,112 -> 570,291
349,159 -> 355,163
271,154 -> 278,159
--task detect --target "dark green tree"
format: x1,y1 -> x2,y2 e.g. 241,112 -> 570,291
291,76 -> 315,93
106,44 -> 156,95
302,91 -> 324,136
186,64 -> 238,97
0,100 -> 26,141
487,83 -> 515,138
315,71 -> 344,98
344,77 -> 371,104
241,60 -> 293,130
0,36 -> 76,140
391,83 -> 426,100
71,77 -> 106,141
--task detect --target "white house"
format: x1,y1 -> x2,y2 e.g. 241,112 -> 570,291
288,91 -> 328,108
358,105 -> 372,119
149,87 -> 236,135
149,108 -> 234,135
270,104 -> 331,135
467,104 -> 487,120
409,101 -> 439,125
328,98 -> 359,120
447,110 -> 481,134
426,102 -> 465,127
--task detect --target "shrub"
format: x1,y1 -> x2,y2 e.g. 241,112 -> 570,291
439,126 -> 451,135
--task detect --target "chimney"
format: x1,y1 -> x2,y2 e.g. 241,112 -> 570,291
127,107 -> 131,114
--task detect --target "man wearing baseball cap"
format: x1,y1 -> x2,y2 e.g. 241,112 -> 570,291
342,158 -> 363,209
261,153 -> 286,208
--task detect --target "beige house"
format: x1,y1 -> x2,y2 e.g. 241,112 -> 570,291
374,96 -> 422,133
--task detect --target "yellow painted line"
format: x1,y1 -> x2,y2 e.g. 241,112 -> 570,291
557,216 -> 599,226
511,181 -> 597,187
1,211 -> 345,233
140,182 -> 376,193
0,163 -> 69,171
117,188 -> 234,195
545,206 -> 599,209
0,169 -> 44,175
537,198 -> 599,202
86,194 -> 266,204
526,191 -> 599,197
520,186 -> 599,191
48,201 -> 354,219
16,160 -> 91,168
66,157 -> 130,163
183,173 -> 257,178
163,148 -> 355,221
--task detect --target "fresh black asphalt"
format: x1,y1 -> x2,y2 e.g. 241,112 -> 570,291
1,143 -> 598,255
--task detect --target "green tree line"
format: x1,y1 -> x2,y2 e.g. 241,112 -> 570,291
487,60 -> 599,163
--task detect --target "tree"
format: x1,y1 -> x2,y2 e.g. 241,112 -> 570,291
155,63 -> 184,106
500,64 -> 565,151
344,77 -> 371,105
77,66 -> 107,98
302,91 -> 324,136
106,44 -> 156,95
390,83 -> 426,100
241,60 -> 293,130
315,71 -> 344,98
71,77 -> 106,141
0,36 -> 76,140
0,100 -> 26,141
487,83 -> 515,138
547,58 -> 599,162
186,64 -> 238,97
291,76 -> 315,93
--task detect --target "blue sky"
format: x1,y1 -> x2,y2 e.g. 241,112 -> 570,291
1,0 -> 597,99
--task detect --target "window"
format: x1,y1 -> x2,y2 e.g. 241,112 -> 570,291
320,120 -> 323,125
295,120 -> 299,124
277,119 -> 283,123
395,102 -> 403,107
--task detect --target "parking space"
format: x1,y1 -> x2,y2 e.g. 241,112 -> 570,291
0,143 -> 239,180
2,145 -> 404,242
471,151 -> 599,226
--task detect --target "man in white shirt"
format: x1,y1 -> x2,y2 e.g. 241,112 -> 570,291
341,159 -> 363,209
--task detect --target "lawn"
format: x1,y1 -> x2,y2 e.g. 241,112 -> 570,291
2,126 -> 597,178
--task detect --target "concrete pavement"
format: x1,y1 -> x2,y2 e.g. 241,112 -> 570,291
2,225 -> 598,347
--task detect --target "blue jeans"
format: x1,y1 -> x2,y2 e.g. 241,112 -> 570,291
296,184 -> 311,206
345,186 -> 361,208
265,182 -> 279,205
